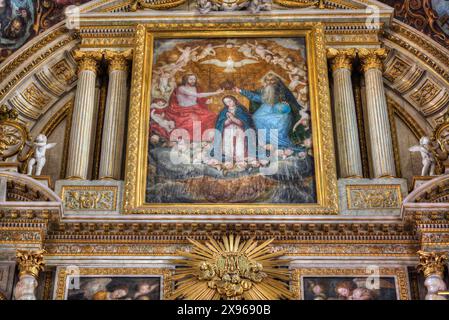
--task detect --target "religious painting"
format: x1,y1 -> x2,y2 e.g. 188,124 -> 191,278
147,37 -> 314,204
0,0 -> 91,62
292,268 -> 410,300
302,277 -> 398,300
125,24 -> 338,215
54,267 -> 172,300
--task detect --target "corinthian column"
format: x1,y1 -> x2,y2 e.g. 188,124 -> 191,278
327,48 -> 363,178
66,50 -> 103,179
99,50 -> 132,180
417,251 -> 448,300
359,48 -> 396,178
14,250 -> 45,300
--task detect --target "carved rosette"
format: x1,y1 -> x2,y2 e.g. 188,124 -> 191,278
327,48 -> 356,72
417,251 -> 448,278
358,48 -> 387,73
16,250 -> 46,278
104,49 -> 133,73
73,50 -> 103,75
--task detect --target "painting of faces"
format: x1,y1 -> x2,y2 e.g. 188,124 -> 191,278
303,277 -> 398,300
147,37 -> 315,204
66,277 -> 161,300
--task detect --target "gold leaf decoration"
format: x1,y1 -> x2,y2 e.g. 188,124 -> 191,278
170,235 -> 292,300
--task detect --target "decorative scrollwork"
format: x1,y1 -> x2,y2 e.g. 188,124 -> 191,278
0,106 -> 29,161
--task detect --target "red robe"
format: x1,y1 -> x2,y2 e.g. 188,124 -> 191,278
150,87 -> 217,142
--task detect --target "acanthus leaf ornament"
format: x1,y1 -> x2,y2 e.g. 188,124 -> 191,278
417,251 -> 448,278
170,235 -> 292,300
16,250 -> 46,279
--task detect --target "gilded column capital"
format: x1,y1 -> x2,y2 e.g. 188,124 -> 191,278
104,49 -> 133,73
73,50 -> 103,75
358,48 -> 387,73
326,48 -> 356,72
417,250 -> 448,278
16,250 -> 45,278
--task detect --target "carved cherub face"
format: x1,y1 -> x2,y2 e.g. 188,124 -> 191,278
36,134 -> 47,144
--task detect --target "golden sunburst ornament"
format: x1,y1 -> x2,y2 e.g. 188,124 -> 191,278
170,235 -> 292,300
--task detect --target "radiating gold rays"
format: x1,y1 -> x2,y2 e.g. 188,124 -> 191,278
170,235 -> 292,300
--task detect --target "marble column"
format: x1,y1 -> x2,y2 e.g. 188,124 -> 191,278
327,48 -> 363,178
99,50 -> 132,180
417,251 -> 448,300
13,250 -> 45,300
359,48 -> 396,178
66,50 -> 103,179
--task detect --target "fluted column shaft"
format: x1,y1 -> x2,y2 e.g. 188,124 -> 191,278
66,51 -> 102,179
327,49 -> 363,178
359,48 -> 396,178
14,250 -> 45,300
417,251 -> 448,300
99,50 -> 132,180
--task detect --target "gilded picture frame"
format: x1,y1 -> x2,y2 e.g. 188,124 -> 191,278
291,267 -> 410,300
54,267 -> 173,300
123,22 -> 338,215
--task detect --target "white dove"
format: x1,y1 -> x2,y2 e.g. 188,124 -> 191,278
200,56 -> 259,73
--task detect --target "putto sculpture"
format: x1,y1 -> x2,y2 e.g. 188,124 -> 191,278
26,134 -> 56,176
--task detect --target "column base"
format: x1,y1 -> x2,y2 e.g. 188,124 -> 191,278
338,178 -> 408,216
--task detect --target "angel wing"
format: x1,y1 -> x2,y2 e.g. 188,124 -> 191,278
46,143 -> 57,150
200,59 -> 228,67
234,59 -> 259,67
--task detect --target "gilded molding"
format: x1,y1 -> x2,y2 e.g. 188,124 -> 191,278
326,48 -> 356,72
346,185 -> 402,210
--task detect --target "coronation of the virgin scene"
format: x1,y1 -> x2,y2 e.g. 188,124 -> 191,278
1,0 -> 449,302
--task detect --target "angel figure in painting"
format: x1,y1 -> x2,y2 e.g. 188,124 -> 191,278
26,134 -> 56,176
409,136 -> 437,176
210,96 -> 256,170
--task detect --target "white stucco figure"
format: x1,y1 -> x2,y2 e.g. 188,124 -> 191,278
26,134 -> 56,176
409,136 -> 437,176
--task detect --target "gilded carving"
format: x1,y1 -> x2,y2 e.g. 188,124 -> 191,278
358,48 -> 387,73
0,106 -> 29,161
72,50 -> 103,75
346,185 -> 402,210
417,251 -> 448,278
171,236 -> 292,300
410,79 -> 441,106
50,60 -> 77,84
62,186 -> 118,211
326,48 -> 356,72
16,250 -> 45,278
104,49 -> 133,73
21,83 -> 51,110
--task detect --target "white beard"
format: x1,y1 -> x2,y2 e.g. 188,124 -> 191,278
261,84 -> 276,105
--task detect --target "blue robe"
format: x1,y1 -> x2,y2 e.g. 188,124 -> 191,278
240,89 -> 301,151
211,105 -> 256,161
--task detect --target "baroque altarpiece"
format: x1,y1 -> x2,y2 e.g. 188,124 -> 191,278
0,0 -> 449,300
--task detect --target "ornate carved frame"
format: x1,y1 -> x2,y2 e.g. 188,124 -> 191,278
291,267 -> 410,300
54,267 -> 173,300
123,22 -> 338,216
